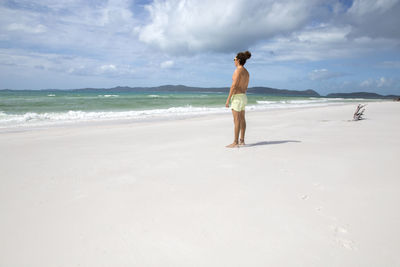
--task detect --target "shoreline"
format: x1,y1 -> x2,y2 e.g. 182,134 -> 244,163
1,102 -> 399,266
0,100 -> 385,134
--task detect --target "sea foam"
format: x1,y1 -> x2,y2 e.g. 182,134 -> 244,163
98,95 -> 119,97
0,106 -> 230,129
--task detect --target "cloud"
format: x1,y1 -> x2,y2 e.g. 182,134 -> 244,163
99,64 -> 116,70
347,0 -> 398,16
257,25 -> 353,61
360,77 -> 397,89
0,48 -> 138,78
309,69 -> 347,80
138,0 -> 319,54
6,23 -> 47,33
0,0 -> 140,57
137,0 -> 400,57
160,60 -> 174,68
2,0 -> 398,63
255,21 -> 399,63
344,0 -> 400,39
378,61 -> 400,68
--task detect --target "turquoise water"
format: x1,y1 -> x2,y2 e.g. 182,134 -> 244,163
0,90 -> 383,129
0,90 -> 228,114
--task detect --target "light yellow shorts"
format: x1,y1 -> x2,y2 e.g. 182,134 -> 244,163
230,93 -> 247,112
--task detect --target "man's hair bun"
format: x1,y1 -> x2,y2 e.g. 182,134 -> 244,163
244,51 -> 251,60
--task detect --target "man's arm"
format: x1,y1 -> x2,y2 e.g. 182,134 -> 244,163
226,70 -> 239,108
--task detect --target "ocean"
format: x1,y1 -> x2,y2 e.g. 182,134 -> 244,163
0,90 -> 383,130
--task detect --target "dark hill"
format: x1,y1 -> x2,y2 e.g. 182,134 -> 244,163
247,87 -> 319,97
326,92 -> 392,99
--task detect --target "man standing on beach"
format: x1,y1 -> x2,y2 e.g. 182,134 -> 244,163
225,51 -> 251,148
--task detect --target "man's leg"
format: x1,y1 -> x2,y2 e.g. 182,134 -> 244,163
226,109 -> 240,148
239,110 -> 246,145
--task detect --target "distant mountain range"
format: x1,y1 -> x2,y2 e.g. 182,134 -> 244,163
2,85 -> 399,99
67,85 -> 322,97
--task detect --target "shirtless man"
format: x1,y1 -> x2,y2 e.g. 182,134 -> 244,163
225,51 -> 251,148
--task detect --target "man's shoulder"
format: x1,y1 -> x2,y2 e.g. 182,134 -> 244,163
237,67 -> 249,75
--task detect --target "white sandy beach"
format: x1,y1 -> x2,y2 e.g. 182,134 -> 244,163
0,102 -> 399,266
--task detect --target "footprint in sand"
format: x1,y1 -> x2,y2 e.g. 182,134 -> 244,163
301,194 -> 309,200
331,226 -> 356,250
336,237 -> 356,250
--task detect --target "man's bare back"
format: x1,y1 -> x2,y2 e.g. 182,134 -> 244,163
232,66 -> 249,94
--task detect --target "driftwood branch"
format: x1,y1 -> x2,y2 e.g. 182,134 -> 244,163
353,104 -> 366,121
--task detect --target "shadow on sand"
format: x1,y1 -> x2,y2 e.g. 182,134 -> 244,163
245,140 -> 301,147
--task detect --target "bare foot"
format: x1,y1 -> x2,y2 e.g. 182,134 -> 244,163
239,139 -> 245,146
226,142 -> 239,148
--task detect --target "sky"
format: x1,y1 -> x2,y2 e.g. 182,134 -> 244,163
0,0 -> 399,95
